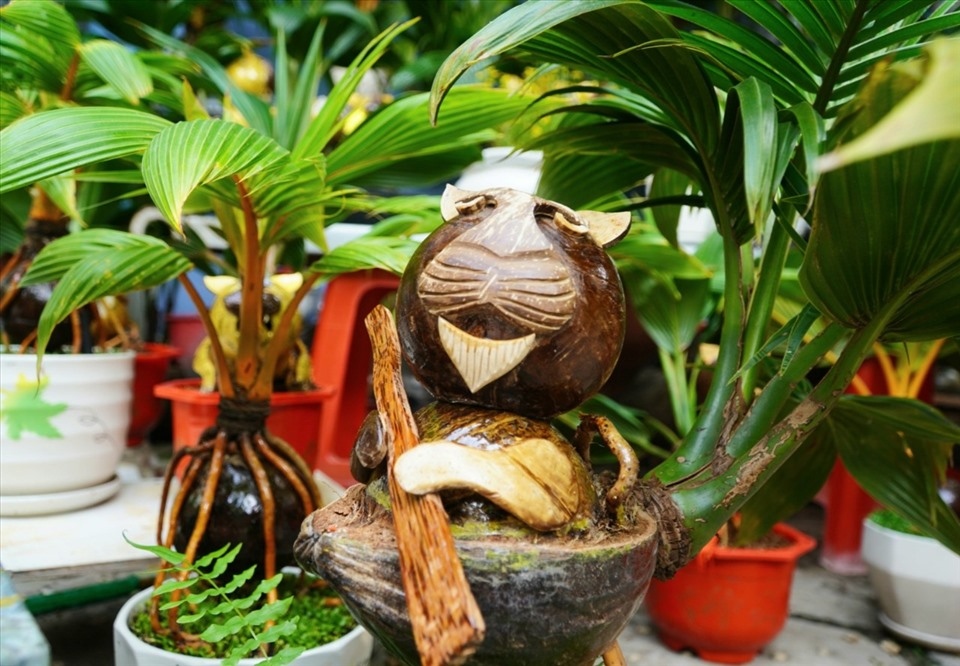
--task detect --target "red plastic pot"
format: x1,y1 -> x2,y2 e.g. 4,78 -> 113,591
644,522 -> 816,664
819,356 -> 934,574
129,343 -> 180,446
154,379 -> 334,474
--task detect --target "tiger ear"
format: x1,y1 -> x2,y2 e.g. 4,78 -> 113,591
440,184 -> 478,222
269,272 -> 304,295
203,275 -> 240,296
578,210 -> 632,247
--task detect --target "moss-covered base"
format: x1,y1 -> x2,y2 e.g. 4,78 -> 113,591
294,484 -> 658,666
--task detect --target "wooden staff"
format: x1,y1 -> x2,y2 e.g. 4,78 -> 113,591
602,641 -> 627,666
365,305 -> 485,665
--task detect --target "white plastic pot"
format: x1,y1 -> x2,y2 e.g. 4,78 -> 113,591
861,517 -> 960,652
113,587 -> 373,666
0,351 -> 134,495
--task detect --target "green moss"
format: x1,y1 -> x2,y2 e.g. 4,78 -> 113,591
365,476 -> 392,510
868,508 -> 923,535
129,574 -> 356,659
449,519 -> 531,540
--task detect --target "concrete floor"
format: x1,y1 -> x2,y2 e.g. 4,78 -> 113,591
28,502 -> 959,665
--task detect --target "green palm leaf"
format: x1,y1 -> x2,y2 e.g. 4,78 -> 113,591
137,23 -> 272,137
0,90 -> 28,128
140,119 -> 290,233
1,0 -> 79,68
0,20 -> 69,94
819,39 -> 960,171
831,396 -> 960,553
327,87 -> 532,188
306,234 -> 419,278
0,107 -> 171,192
431,0 -> 719,156
800,61 -> 960,340
293,19 -> 417,161
26,231 -> 192,358
78,39 -> 153,105
731,78 -> 780,233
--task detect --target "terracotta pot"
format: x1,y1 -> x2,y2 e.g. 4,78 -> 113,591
164,314 -> 206,374
154,379 -> 333,471
129,343 -> 179,446
113,586 -> 373,666
644,522 -> 816,664
861,517 -> 960,652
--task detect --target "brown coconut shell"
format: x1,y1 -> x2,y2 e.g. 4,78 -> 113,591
295,485 -> 658,666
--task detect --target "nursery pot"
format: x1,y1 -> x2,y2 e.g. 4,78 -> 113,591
113,586 -> 373,666
0,350 -> 134,496
129,343 -> 179,447
154,379 -> 333,471
644,522 -> 816,664
861,517 -> 960,652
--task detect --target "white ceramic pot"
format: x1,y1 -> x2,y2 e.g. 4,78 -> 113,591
113,587 -> 374,666
455,146 -> 543,193
861,518 -> 960,652
0,351 -> 134,495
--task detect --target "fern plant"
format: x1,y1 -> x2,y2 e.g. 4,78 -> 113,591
126,538 -> 354,665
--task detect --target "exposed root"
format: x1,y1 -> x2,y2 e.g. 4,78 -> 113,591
632,479 -> 691,580
148,416 -> 321,655
240,433 -> 277,601
576,415 -> 640,519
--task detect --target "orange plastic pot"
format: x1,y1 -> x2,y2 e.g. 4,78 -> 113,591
154,379 -> 333,475
644,522 -> 816,664
129,343 -> 180,446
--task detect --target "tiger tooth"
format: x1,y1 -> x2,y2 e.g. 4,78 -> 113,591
438,317 -> 535,392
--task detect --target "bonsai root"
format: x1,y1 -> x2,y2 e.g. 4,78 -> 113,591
575,415 -> 639,518
149,410 -> 320,653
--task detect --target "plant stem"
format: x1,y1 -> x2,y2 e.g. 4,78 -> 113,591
234,177 -> 266,400
667,246 -> 958,553
658,346 -> 693,436
178,274 -> 235,398
721,321 -> 847,460
907,339 -> 944,399
812,0 -> 871,115
740,209 -> 792,397
651,216 -> 745,484
672,322 -> 880,553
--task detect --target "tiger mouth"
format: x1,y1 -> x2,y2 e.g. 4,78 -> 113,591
437,317 -> 535,393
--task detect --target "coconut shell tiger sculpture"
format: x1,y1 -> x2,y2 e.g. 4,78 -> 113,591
296,187 -> 660,666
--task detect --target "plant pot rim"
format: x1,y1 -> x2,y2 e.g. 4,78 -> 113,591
702,522 -> 817,562
114,586 -> 370,665
137,343 -> 181,360
0,348 -> 137,362
862,515 -> 949,546
154,378 -> 334,405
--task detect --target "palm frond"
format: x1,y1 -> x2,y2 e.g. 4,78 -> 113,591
0,107 -> 171,192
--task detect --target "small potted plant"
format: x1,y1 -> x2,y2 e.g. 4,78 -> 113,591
113,539 -> 372,665
0,0 -> 187,507
861,482 -> 960,652
643,517 -> 816,664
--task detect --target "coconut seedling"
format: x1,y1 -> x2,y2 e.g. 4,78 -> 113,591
0,13 -> 536,657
